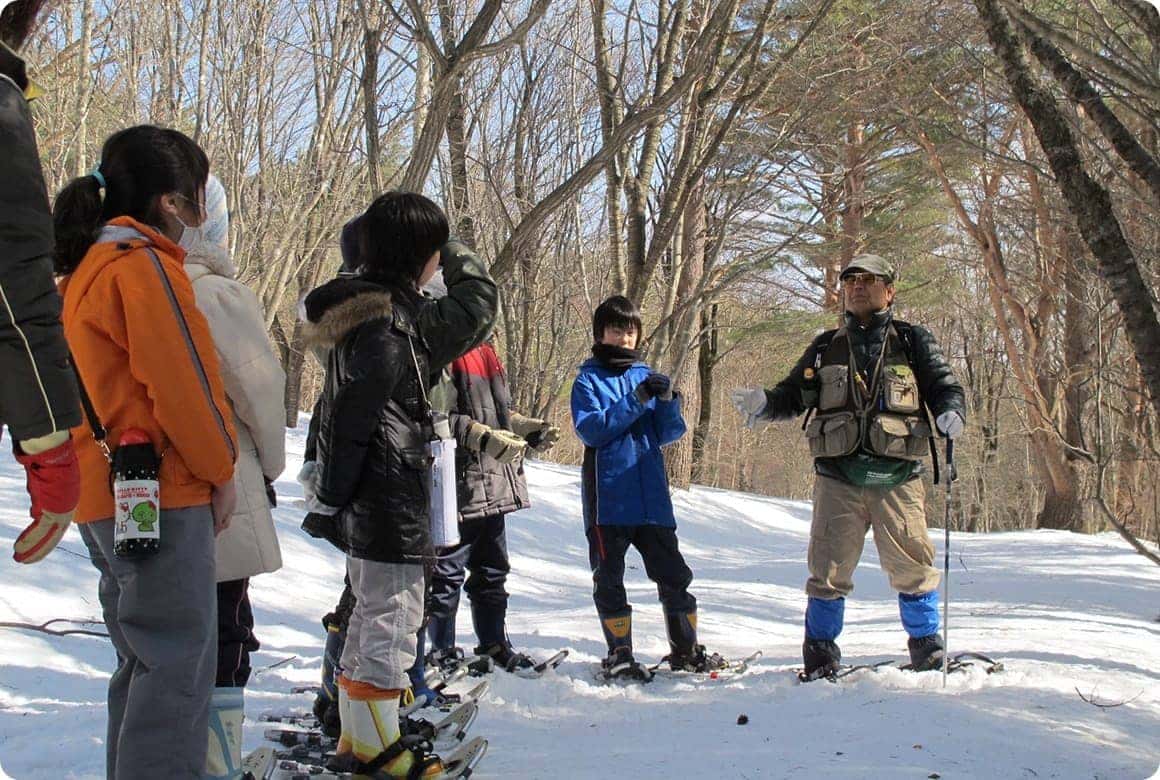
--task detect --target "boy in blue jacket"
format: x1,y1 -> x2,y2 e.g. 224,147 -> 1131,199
571,295 -> 725,680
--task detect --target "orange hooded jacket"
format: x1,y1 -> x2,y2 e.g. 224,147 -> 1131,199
59,217 -> 238,523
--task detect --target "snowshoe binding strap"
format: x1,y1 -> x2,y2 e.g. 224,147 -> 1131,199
402,716 -> 438,742
356,734 -> 432,777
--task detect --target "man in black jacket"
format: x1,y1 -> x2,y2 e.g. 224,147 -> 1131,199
0,32 -> 83,565
730,254 -> 966,680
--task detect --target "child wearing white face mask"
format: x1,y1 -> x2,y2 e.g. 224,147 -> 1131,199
53,125 -> 238,779
182,174 -> 287,779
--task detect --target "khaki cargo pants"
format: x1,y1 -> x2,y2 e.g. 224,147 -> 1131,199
806,475 -> 940,598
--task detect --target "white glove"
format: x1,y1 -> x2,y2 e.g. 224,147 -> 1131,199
304,493 -> 341,516
729,388 -> 768,430
936,411 -> 964,439
297,461 -> 320,502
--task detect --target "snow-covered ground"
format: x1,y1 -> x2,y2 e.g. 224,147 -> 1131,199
1,418 -> 1158,779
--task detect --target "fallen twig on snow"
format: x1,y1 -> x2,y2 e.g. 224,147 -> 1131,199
0,618 -> 108,638
1074,686 -> 1143,708
253,655 -> 298,678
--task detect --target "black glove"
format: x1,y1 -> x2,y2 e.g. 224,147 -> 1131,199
264,478 -> 277,508
642,373 -> 672,398
635,372 -> 672,402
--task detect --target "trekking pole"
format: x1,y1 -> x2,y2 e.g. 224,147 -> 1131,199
942,439 -> 955,690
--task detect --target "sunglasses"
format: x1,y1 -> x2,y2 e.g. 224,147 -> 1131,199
841,272 -> 886,287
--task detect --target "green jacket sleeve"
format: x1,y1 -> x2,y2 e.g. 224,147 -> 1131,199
420,240 -> 499,371
761,334 -> 828,421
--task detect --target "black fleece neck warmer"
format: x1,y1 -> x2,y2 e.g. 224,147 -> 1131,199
591,342 -> 640,371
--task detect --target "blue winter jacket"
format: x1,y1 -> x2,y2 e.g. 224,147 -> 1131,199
571,358 -> 687,528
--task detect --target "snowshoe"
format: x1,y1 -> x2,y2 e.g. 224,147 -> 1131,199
354,734 -> 487,780
941,651 -> 1004,675
652,650 -> 762,679
800,651 -> 1004,683
665,644 -> 730,673
595,647 -> 654,683
402,699 -> 479,750
527,649 -> 569,677
264,723 -> 333,749
240,746 -> 276,780
426,647 -> 466,675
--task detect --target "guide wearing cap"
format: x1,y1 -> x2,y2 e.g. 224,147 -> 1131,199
728,253 -> 966,679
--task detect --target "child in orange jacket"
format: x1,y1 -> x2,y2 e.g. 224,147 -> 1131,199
54,125 -> 237,780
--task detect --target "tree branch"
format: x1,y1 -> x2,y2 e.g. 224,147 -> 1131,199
1017,15 -> 1160,205
1001,1 -> 1160,105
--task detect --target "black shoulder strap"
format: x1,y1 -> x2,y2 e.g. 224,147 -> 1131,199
68,356 -> 114,463
891,319 -> 941,484
144,248 -> 236,463
800,329 -> 840,431
892,319 -> 915,362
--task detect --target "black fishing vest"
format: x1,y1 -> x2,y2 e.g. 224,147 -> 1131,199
804,324 -> 932,461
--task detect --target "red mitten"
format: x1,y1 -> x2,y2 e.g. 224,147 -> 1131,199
13,437 -> 80,563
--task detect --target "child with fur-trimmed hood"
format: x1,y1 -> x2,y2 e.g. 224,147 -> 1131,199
300,192 -> 496,778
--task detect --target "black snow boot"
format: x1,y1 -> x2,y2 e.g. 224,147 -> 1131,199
601,646 -> 652,682
801,638 -> 841,681
312,620 -> 345,737
475,641 -> 536,673
664,611 -> 727,672
598,608 -> 633,657
470,602 -> 534,673
907,634 -> 945,672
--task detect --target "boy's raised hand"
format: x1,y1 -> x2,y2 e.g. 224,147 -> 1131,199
635,372 -> 673,403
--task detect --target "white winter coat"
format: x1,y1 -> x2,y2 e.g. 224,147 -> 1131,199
184,182 -> 286,582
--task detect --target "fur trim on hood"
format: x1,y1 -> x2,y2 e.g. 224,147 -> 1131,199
302,278 -> 393,349
185,243 -> 237,282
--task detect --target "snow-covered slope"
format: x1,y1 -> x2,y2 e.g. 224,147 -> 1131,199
1,418 -> 1158,779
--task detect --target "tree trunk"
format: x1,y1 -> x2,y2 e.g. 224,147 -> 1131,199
439,1 -> 475,247
363,21 -> 382,193
283,318 -> 308,428
1037,486 -> 1088,533
690,304 -> 717,484
975,0 -> 1160,425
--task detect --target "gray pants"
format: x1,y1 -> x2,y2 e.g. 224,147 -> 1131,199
80,507 -> 217,779
340,558 -> 424,690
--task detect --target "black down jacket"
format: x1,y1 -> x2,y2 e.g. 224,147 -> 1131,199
305,280 -> 440,564
448,342 -> 529,522
0,74 -> 81,441
303,242 -> 498,563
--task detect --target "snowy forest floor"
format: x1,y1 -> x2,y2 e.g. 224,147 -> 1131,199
1,418 -> 1158,779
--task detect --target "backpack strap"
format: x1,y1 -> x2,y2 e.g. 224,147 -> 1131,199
800,328 -> 839,431
892,319 -> 941,484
